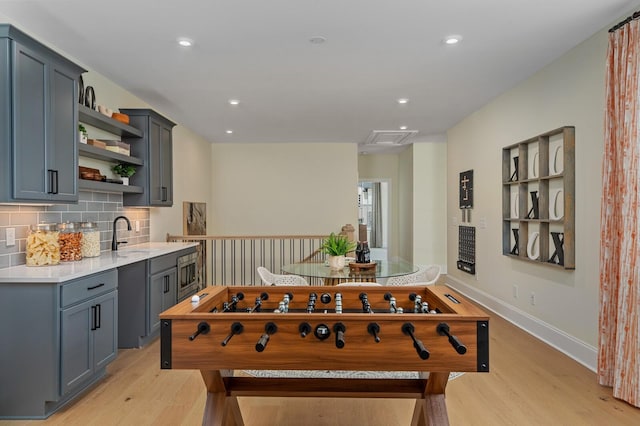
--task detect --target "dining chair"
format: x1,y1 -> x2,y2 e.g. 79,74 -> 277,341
386,265 -> 441,286
257,266 -> 309,286
413,265 -> 441,285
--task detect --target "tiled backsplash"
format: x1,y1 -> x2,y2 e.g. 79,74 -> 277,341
0,191 -> 150,269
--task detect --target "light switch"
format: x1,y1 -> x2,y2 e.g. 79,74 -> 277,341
135,220 -> 140,232
6,228 -> 15,246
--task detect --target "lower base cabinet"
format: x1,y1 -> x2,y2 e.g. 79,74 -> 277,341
149,267 -> 176,336
0,269 -> 117,419
61,290 -> 117,394
118,247 -> 194,348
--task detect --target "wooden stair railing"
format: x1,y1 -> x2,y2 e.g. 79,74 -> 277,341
166,233 -> 333,286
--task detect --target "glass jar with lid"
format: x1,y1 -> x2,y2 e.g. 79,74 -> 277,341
79,222 -> 101,258
58,222 -> 83,261
26,223 -> 60,266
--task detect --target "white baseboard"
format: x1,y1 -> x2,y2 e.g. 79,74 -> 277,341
445,275 -> 597,372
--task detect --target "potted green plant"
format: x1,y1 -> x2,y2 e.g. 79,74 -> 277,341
78,124 -> 88,144
111,163 -> 136,185
320,232 -> 357,270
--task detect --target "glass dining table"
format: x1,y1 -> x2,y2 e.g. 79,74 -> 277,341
281,259 -> 418,286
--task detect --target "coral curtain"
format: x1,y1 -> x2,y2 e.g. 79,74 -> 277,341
599,18 -> 640,407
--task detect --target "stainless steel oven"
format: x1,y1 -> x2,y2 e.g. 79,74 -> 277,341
177,251 -> 199,302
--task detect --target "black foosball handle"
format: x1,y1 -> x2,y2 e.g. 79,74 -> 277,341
436,322 -> 467,355
299,322 -> 312,338
255,322 -> 278,352
367,322 -> 381,343
221,322 -> 244,346
333,322 -> 346,349
189,321 -> 210,341
402,322 -> 430,360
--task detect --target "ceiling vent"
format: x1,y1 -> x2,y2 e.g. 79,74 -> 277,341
363,130 -> 418,146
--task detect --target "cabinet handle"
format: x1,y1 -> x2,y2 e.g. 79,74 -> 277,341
164,275 -> 169,293
91,305 -> 97,331
96,304 -> 101,329
161,186 -> 167,202
87,283 -> 105,291
47,170 -> 59,194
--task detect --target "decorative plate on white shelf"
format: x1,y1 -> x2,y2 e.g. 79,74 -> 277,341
527,232 -> 540,260
552,146 -> 563,174
550,189 -> 564,220
530,151 -> 539,178
511,193 -> 519,218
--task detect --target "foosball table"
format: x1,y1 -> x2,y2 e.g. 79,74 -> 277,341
160,285 -> 490,425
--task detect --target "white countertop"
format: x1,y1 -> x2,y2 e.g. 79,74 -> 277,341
0,242 -> 198,283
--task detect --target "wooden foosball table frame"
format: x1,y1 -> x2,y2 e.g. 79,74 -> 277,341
160,285 -> 489,425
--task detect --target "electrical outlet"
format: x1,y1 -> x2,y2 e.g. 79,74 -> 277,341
513,285 -> 518,299
6,228 -> 15,247
135,220 -> 140,232
530,292 -> 536,306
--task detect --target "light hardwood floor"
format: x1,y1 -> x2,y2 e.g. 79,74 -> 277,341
3,312 -> 640,425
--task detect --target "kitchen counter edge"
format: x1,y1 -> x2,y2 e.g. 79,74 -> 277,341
0,242 -> 198,283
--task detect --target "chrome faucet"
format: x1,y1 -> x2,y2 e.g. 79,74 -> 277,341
111,215 -> 132,251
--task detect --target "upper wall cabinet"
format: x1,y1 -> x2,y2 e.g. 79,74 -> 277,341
501,126 -> 575,270
120,109 -> 176,207
0,25 -> 85,203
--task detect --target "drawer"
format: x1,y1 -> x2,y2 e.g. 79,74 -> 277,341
149,253 -> 178,275
61,269 -> 117,308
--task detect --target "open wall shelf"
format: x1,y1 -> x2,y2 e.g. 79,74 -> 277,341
501,126 -> 575,270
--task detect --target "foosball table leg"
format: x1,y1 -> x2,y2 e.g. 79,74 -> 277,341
410,372 -> 450,426
200,370 -> 245,426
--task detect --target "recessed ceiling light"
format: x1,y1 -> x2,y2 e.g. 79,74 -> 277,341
309,36 -> 326,44
397,98 -> 409,104
228,99 -> 240,105
399,126 -> 408,130
225,130 -> 233,134
177,38 -> 193,47
443,35 -> 462,45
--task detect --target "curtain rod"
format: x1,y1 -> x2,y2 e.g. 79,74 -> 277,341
609,10 -> 640,32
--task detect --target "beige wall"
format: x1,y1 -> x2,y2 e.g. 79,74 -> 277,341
358,144 -> 448,267
211,143 -> 358,235
398,147 -> 414,262
413,142 -> 447,269
446,28 -> 607,363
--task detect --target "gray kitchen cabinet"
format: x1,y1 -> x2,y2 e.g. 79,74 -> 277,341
61,289 -> 117,395
117,248 -> 194,348
0,25 -> 85,203
149,267 -> 177,335
117,260 -> 147,348
120,109 -> 176,207
0,269 -> 117,419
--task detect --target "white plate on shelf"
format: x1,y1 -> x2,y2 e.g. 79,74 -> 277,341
550,189 -> 564,220
511,193 -> 519,218
527,232 -> 540,260
552,146 -> 563,174
530,151 -> 539,178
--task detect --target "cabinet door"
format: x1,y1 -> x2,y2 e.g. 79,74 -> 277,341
93,291 -> 118,370
162,268 -> 177,311
12,41 -> 49,201
148,119 -> 164,206
60,299 -> 93,395
149,268 -> 176,335
48,65 -> 78,202
160,122 -> 173,205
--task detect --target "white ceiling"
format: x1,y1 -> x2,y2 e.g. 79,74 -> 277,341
1,0 -> 639,153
